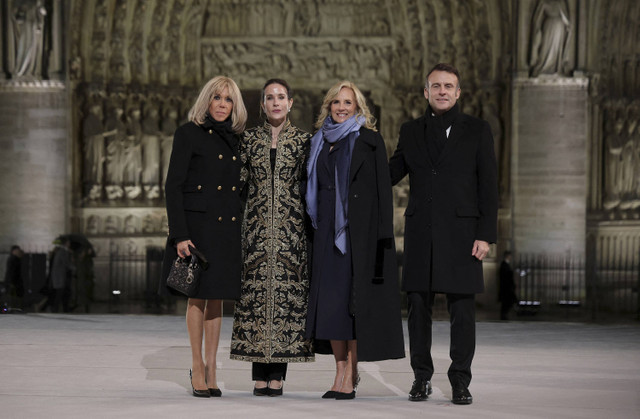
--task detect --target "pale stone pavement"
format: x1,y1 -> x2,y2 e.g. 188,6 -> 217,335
1,314 -> 639,418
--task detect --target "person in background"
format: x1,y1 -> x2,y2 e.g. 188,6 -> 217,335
3,245 -> 24,311
50,239 -> 75,313
499,251 -> 517,320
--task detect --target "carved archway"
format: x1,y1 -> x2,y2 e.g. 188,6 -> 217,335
67,0 -> 510,253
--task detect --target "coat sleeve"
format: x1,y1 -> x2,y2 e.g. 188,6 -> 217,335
388,123 -> 409,186
374,131 -> 395,280
475,120 -> 498,243
239,133 -> 250,204
164,125 -> 192,244
374,131 -> 394,241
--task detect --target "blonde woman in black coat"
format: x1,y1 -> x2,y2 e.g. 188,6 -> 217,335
305,81 -> 405,400
164,76 -> 247,397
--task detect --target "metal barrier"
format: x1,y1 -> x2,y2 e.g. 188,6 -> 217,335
515,252 -> 586,317
517,245 -> 640,320
107,247 -> 168,312
587,234 -> 640,320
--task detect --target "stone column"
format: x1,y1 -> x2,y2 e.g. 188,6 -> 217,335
0,83 -> 69,250
511,77 -> 589,255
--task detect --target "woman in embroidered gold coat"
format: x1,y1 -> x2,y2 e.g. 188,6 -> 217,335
230,79 -> 314,396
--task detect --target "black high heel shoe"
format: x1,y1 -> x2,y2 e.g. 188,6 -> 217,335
204,365 -> 222,396
253,386 -> 270,396
189,369 -> 210,398
335,372 -> 359,400
335,390 -> 356,400
322,390 -> 338,399
268,381 -> 283,397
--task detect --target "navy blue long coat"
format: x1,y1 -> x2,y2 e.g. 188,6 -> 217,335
307,127 -> 405,362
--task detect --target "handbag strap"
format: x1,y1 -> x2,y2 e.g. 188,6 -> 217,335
188,245 -> 209,271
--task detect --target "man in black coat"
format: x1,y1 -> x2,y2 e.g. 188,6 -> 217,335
389,63 -> 498,405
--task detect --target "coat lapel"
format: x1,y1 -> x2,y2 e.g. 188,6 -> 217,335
414,116 -> 434,168
349,129 -> 376,183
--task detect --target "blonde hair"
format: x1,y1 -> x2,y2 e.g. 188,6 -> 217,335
188,76 -> 247,133
314,81 -> 377,131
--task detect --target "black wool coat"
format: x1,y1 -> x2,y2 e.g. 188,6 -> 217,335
162,121 -> 243,300
342,128 -> 405,362
389,113 -> 498,294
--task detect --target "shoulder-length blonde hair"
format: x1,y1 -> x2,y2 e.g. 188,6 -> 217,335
314,80 -> 377,131
188,76 -> 247,133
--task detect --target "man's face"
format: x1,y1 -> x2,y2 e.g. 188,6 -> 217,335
424,70 -> 461,115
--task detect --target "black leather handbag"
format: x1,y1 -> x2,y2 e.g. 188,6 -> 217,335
166,245 -> 209,297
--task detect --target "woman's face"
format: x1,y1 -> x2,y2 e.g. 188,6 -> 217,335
262,83 -> 292,126
209,87 -> 233,122
330,87 -> 357,124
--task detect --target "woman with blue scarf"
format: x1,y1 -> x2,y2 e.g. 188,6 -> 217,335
305,81 -> 405,400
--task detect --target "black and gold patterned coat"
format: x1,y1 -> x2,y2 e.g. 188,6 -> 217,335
230,121 -> 314,363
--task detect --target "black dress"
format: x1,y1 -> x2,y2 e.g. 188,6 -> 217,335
306,138 -> 354,341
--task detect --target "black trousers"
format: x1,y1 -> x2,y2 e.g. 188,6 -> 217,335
252,362 -> 288,381
407,291 -> 476,388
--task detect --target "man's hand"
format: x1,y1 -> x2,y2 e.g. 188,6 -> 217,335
471,240 -> 490,261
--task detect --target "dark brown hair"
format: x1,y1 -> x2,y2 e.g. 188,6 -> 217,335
426,63 -> 461,88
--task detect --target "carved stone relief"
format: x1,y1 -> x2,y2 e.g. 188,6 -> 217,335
67,0 -> 509,240
78,85 -> 192,207
601,100 -> 640,212
592,1 -> 640,218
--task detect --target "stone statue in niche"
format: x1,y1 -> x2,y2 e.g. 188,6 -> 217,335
618,103 -> 640,209
9,0 -> 47,79
160,104 -> 179,191
82,96 -> 112,200
123,100 -> 143,200
105,215 -> 119,234
86,215 -> 100,235
124,215 -> 139,234
142,214 -> 157,234
141,100 -> 162,200
528,0 -> 571,77
603,103 -> 627,210
104,98 -> 127,200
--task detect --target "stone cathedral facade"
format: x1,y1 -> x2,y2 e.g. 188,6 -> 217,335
1,0 -> 639,306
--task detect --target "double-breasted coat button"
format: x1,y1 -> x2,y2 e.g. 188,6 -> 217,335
218,217 -> 223,222
197,185 -> 202,191
353,193 -> 359,198
218,154 -> 223,159
232,156 -> 237,161
217,185 -> 222,190
432,169 -> 437,175
208,129 -> 213,134
231,186 -> 236,191
232,217 -> 237,222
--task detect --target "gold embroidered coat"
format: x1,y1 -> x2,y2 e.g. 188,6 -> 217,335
230,121 -> 314,363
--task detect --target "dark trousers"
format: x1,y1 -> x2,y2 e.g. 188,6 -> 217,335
407,291 -> 476,388
252,362 -> 288,381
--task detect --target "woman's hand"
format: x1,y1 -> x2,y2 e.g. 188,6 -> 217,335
176,240 -> 195,258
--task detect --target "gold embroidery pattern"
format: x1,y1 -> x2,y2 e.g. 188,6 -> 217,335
231,121 -> 314,362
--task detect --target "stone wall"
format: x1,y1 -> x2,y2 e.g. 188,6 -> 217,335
0,83 -> 69,250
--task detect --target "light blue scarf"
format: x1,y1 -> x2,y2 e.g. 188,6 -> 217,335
306,115 -> 364,254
